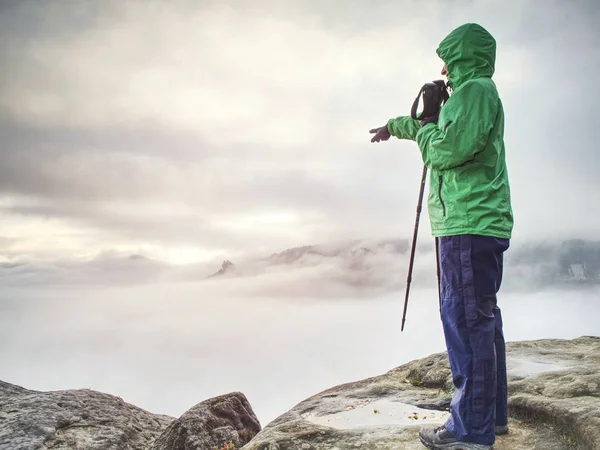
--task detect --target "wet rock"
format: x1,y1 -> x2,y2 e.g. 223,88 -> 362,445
150,392 -> 261,450
242,336 -> 600,450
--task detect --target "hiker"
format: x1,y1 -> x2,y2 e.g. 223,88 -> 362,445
370,23 -> 514,449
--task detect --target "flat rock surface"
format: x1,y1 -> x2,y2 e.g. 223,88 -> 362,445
242,336 -> 600,450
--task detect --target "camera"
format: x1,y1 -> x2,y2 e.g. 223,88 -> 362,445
410,80 -> 450,121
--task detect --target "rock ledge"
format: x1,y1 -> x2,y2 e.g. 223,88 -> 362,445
242,336 -> 600,450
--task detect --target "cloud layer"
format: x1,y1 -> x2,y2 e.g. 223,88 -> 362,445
2,264 -> 600,426
1,0 -> 599,264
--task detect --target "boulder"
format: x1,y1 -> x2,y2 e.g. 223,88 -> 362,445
241,336 -> 600,450
151,392 -> 261,450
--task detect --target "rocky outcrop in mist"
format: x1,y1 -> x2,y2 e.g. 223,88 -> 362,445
2,237 -> 599,293
208,238 -> 600,292
209,260 -> 236,278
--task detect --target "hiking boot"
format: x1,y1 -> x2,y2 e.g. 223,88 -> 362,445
419,424 -> 492,449
495,424 -> 509,435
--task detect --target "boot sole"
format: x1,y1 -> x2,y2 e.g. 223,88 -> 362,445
419,435 -> 492,450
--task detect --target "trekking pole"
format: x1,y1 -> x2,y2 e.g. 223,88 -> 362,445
435,236 -> 442,312
401,164 -> 428,332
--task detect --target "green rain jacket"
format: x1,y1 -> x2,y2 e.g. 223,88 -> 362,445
387,23 -> 514,239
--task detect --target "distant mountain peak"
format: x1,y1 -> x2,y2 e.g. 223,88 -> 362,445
209,260 -> 236,278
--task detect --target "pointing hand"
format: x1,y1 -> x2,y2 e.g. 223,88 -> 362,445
369,125 -> 391,143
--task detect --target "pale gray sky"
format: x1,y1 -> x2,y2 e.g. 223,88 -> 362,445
1,0 -> 598,264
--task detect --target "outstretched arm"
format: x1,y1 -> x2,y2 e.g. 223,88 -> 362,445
387,116 -> 421,141
370,116 -> 421,143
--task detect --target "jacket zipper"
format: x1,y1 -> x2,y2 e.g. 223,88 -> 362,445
438,175 -> 446,217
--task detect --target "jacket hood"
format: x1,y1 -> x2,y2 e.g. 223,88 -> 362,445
436,23 -> 496,89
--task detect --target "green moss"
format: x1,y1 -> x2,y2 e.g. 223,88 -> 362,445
410,372 -> 423,387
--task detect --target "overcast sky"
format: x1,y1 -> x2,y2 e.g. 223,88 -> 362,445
1,0 -> 598,264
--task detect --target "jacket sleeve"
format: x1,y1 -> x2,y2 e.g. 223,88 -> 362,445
387,116 -> 421,141
415,81 -> 498,171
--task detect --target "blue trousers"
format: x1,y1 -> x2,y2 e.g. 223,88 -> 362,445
437,235 -> 509,446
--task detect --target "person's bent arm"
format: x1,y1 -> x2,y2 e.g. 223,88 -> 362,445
415,80 -> 498,171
